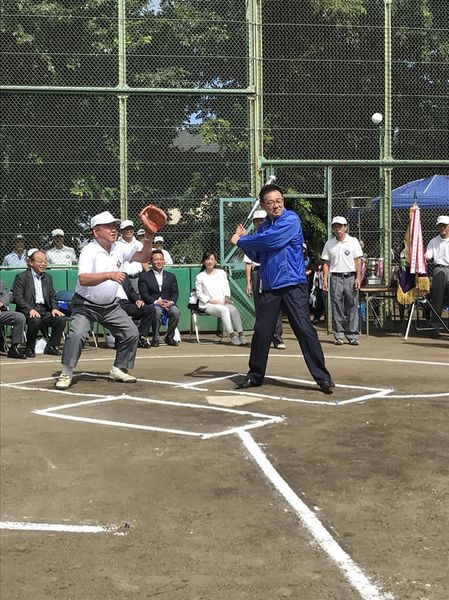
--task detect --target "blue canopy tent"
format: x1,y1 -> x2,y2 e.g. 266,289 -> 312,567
348,175 -> 449,258
373,175 -> 449,208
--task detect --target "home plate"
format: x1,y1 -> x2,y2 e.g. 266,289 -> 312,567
206,395 -> 262,407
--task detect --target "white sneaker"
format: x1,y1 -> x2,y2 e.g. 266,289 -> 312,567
109,366 -> 137,383
230,335 -> 241,346
55,373 -> 72,390
275,342 -> 286,350
238,335 -> 248,345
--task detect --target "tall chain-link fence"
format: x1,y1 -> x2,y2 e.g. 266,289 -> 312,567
1,0 -> 448,270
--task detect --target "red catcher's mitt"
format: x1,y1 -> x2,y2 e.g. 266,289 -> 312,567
139,204 -> 167,234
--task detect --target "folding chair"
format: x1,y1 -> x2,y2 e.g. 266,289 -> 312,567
187,301 -> 223,344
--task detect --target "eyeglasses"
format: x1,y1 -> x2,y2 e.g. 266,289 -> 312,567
264,200 -> 283,207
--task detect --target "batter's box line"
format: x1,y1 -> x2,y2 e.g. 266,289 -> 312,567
185,373 -> 393,406
33,394 -> 284,439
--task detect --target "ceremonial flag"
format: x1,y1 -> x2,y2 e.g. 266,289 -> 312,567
397,203 -> 430,305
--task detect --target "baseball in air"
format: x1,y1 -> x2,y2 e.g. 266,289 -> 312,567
371,112 -> 383,125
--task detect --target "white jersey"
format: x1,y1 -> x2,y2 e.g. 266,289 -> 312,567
118,236 -> 143,276
46,245 -> 77,266
425,235 -> 449,266
243,253 -> 260,267
76,239 -> 136,304
321,234 -> 363,273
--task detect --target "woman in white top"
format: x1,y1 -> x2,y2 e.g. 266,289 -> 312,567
195,251 -> 247,345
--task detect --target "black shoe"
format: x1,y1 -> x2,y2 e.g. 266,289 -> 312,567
7,345 -> 27,359
150,340 -> 160,347
24,347 -> 36,358
165,338 -> 179,347
319,379 -> 335,394
237,376 -> 262,390
138,337 -> 150,348
44,345 -> 61,356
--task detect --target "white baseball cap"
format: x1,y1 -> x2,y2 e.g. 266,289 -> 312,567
154,235 -> 164,243
27,248 -> 39,258
52,228 -> 64,237
120,219 -> 134,230
136,228 -> 145,236
332,216 -> 348,226
253,209 -> 267,220
90,211 -> 121,229
436,215 -> 449,225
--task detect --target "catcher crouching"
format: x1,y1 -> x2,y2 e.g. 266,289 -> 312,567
55,205 -> 167,390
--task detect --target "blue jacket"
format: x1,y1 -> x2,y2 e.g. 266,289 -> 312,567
237,209 -> 306,290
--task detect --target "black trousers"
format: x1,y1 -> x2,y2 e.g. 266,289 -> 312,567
25,306 -> 65,350
251,269 -> 283,344
118,300 -> 155,337
248,284 -> 331,385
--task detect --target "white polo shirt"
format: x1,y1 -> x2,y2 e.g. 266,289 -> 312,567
76,239 -> 136,304
118,236 -> 143,276
425,235 -> 449,266
47,245 -> 77,266
321,234 -> 363,273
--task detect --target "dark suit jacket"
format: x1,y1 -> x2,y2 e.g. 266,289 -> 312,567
138,269 -> 178,305
12,269 -> 58,315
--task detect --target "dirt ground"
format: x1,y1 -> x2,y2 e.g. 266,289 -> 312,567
1,326 -> 448,600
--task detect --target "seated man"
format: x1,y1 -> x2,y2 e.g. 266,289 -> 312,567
12,250 -> 65,357
46,229 -> 77,266
2,234 -> 27,267
138,250 -> 180,346
0,278 -> 27,358
116,274 -> 155,348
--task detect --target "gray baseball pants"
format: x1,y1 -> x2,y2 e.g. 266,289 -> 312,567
330,273 -> 359,341
61,294 -> 139,370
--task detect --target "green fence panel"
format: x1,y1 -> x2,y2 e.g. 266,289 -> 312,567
0,268 -> 25,291
47,269 -> 69,293
66,268 -> 79,291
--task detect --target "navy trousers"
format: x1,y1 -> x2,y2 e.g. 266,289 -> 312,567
248,284 -> 331,385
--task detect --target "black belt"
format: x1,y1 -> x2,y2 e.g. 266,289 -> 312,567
435,264 -> 449,268
331,272 -> 356,278
128,273 -> 140,279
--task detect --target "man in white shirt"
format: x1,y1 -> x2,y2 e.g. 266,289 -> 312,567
2,235 -> 27,267
153,235 -> 173,265
322,216 -> 363,345
55,210 -> 157,389
118,219 -> 147,292
425,215 -> 449,334
46,229 -> 77,266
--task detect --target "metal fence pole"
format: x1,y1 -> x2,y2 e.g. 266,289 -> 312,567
382,0 -> 393,285
248,0 -> 264,196
118,0 -> 128,220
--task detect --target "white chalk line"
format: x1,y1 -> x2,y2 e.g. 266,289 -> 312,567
238,430 -> 393,600
2,351 -> 447,369
337,389 -> 393,405
382,392 -> 449,398
325,355 -> 448,367
0,521 -> 123,534
33,394 -> 284,439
